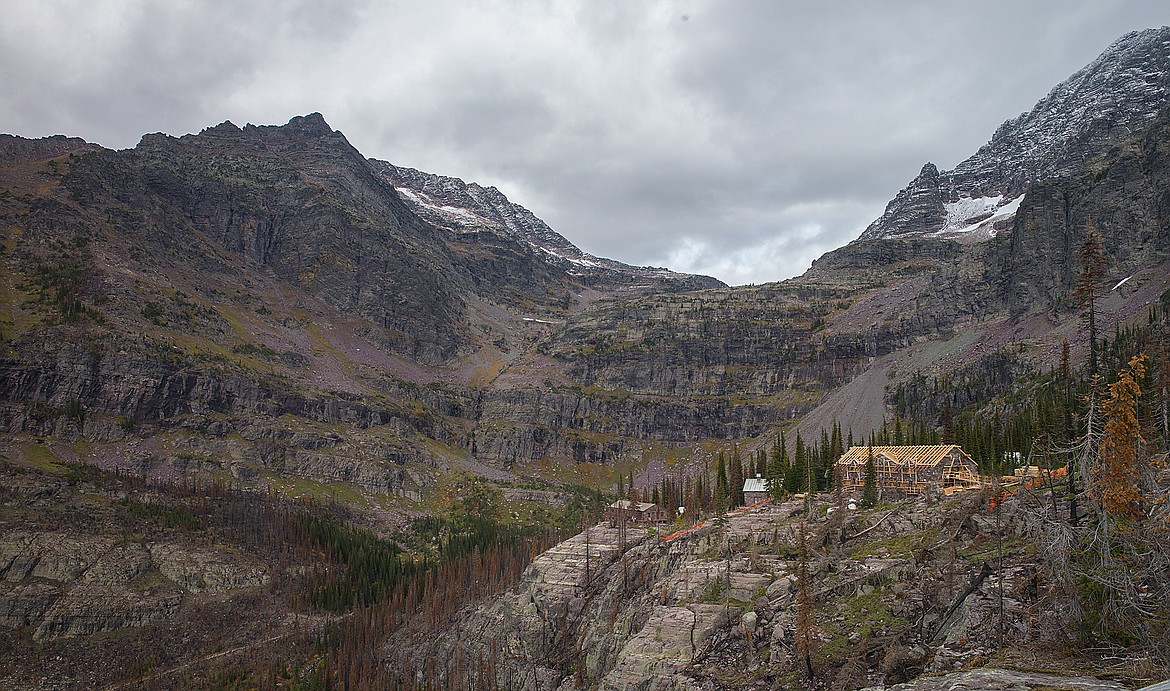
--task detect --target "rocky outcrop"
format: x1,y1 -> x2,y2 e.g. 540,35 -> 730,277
599,604 -> 729,690
388,523 -> 736,690
33,542 -> 179,639
0,531 -> 268,639
394,491 -> 1123,689
148,543 -> 268,593
863,163 -> 947,239
871,668 -> 1130,690
0,134 -> 99,165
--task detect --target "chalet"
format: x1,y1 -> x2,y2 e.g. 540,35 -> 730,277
834,445 -> 981,498
742,476 -> 770,504
604,500 -> 668,524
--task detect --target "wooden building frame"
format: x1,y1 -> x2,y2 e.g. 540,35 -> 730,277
604,500 -> 668,524
834,445 -> 981,498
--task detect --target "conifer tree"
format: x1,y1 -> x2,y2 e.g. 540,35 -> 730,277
1096,354 -> 1147,521
861,444 -> 878,508
793,432 -> 807,492
1073,219 -> 1107,375
1155,338 -> 1170,448
714,453 -> 729,511
830,422 -> 844,462
769,432 -> 788,499
729,446 -> 745,508
794,522 -> 817,680
942,401 -> 955,444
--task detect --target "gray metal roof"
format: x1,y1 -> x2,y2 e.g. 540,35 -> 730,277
742,477 -> 769,493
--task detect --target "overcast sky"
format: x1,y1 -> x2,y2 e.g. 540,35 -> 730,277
2,1 -> 1166,285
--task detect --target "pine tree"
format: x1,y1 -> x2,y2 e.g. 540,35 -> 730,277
769,432 -> 789,499
729,446 -> 745,508
793,432 -> 807,493
794,522 -> 817,680
830,422 -> 844,462
714,454 -> 729,511
1073,219 -> 1107,375
1096,354 -> 1147,521
935,399 -> 954,444
1155,337 -> 1170,449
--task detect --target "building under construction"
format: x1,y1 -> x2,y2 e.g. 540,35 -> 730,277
834,445 -> 982,498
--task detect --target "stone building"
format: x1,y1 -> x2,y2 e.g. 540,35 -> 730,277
742,476 -> 770,504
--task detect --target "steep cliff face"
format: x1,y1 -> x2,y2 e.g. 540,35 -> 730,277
863,26 -> 1170,240
997,103 -> 1170,316
60,114 -> 477,364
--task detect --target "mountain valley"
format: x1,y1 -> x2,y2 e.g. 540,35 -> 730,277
2,26 -> 1170,691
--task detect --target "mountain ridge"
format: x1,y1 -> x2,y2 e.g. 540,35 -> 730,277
862,25 -> 1170,241
373,160 -> 725,292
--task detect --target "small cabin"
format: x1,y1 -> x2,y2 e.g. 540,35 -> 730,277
834,445 -> 981,498
742,476 -> 770,504
605,500 -> 668,524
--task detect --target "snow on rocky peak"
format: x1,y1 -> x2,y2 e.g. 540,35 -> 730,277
862,26 -> 1170,241
369,160 -> 725,291
935,194 -> 1023,239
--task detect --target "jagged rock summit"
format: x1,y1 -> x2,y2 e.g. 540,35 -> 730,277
374,161 -> 724,292
863,26 -> 1170,241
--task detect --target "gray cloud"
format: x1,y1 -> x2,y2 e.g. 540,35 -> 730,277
2,0 -> 1166,284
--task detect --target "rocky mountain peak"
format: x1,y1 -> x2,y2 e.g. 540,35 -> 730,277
280,112 -> 334,136
372,160 -> 725,291
862,25 -> 1170,241
862,162 -> 946,240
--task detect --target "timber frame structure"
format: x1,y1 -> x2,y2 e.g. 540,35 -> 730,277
835,445 -> 982,498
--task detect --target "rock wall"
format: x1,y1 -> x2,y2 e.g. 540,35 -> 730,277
399,491 -> 1127,689
0,531 -> 267,639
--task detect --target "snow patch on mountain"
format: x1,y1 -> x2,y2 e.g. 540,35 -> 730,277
940,195 -> 1003,233
539,245 -> 598,268
938,194 -> 1024,237
394,186 -> 488,229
